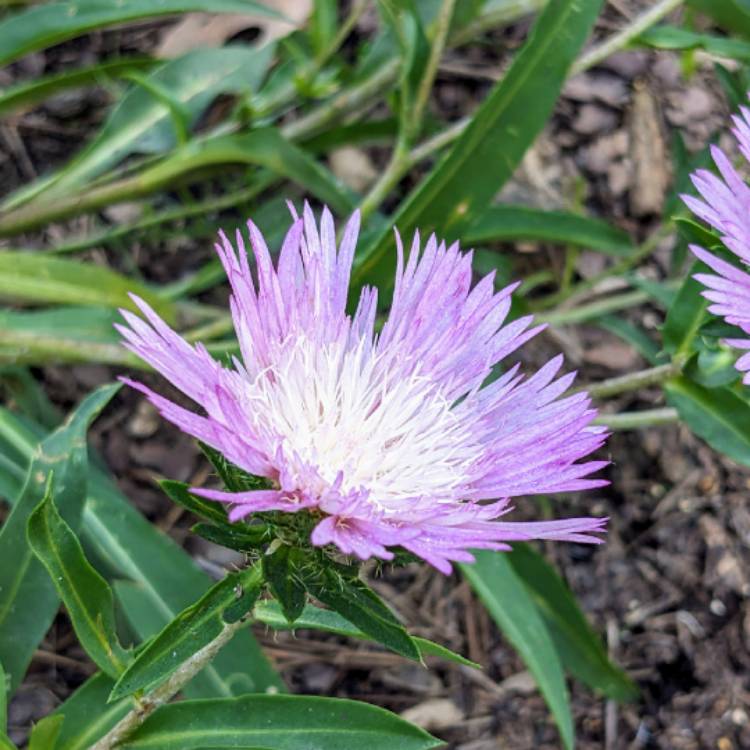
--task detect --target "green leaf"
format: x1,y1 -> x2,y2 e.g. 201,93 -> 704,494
199,444 -> 272,493
52,672 -> 133,750
0,365 -> 61,430
159,479 -> 232,526
120,694 -> 442,749
0,737 -> 15,750
254,600 -> 480,669
301,566 -> 420,661
662,261 -> 708,356
310,0 -> 338,56
352,0 -> 604,292
378,0 -> 430,134
638,24 -> 750,61
665,376 -> 750,466
0,308 -> 140,369
0,1 -> 280,67
27,490 -> 132,678
0,662 -> 7,735
28,715 -> 64,750
0,308 -> 239,369
0,407 -> 284,698
191,522 -> 271,552
0,383 -> 119,695
0,57 -> 156,117
465,206 -> 634,257
506,544 -> 638,702
461,550 -> 573,750
0,129 -> 356,236
687,0 -> 750,38
28,45 -> 275,200
109,565 -> 263,701
262,544 -> 308,623
675,217 -> 721,249
684,345 -> 739,388
0,251 -> 174,322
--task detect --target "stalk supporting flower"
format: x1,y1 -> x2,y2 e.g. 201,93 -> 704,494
118,204 -> 607,573
683,103 -> 750,384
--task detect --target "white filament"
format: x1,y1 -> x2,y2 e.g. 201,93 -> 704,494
241,334 -> 481,510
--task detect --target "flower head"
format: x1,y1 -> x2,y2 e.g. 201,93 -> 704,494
119,204 -> 607,572
683,104 -> 750,383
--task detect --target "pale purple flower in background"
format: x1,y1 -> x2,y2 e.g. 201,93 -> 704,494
118,204 -> 607,573
683,104 -> 750,384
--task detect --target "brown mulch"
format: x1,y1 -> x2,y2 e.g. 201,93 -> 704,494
4,2 -> 750,749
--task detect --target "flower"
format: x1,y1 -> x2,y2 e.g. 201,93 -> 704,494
683,104 -> 750,384
118,204 -> 607,573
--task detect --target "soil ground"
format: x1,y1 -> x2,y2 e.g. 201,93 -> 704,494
3,2 -> 750,748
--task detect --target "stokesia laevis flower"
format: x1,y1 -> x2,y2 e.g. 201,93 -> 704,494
683,102 -> 750,384
118,204 -> 608,573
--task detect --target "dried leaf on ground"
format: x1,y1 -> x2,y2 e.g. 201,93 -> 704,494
157,0 -> 313,57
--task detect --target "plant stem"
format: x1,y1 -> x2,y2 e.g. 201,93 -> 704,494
87,617 -> 248,750
570,0 -> 684,76
534,224 -> 673,311
0,0 -> 679,237
281,60 -> 400,141
410,0 -> 456,141
449,0 -> 545,46
536,289 -> 651,327
0,330 -> 237,368
594,407 -> 679,430
579,361 -> 683,399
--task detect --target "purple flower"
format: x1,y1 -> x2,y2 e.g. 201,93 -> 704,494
118,204 -> 607,573
683,105 -> 750,384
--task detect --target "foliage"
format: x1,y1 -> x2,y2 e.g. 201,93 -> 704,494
3,0 -> 750,747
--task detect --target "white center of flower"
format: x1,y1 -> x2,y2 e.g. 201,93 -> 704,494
246,334 -> 481,511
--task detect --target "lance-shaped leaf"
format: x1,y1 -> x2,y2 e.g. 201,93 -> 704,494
352,0 -> 604,293
32,45 -> 276,199
0,383 -> 119,694
462,550 -> 574,750
52,672 -> 133,750
506,544 -> 638,701
662,261 -> 709,357
301,565 -> 420,661
687,0 -> 750,38
0,251 -> 174,322
160,480 -> 271,551
0,662 -> 6,734
665,376 -> 750,467
27,715 -> 64,750
0,1 -> 279,68
0,57 -> 156,117
0,406 -> 283,697
262,544 -> 308,623
464,205 -> 634,257
255,600 -> 480,669
120,694 -> 442,750
0,662 -> 14,750
27,490 -> 131,678
109,564 -> 263,701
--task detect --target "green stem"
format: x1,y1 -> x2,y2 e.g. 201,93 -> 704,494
534,224 -> 673,311
594,407 -> 679,430
87,565 -> 263,750
409,0 -> 456,141
0,330 -> 237,368
579,361 -> 683,399
570,0 -> 684,77
536,289 -> 651,327
450,0 -> 545,46
255,0 -> 369,118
